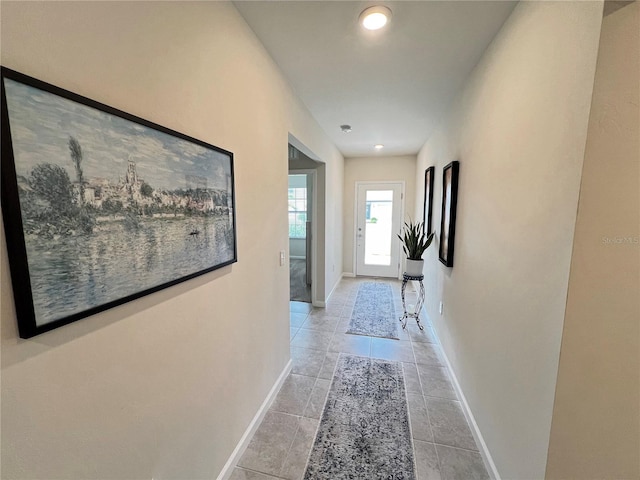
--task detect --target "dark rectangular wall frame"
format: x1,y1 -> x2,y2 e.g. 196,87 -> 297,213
1,67 -> 237,338
438,161 -> 459,267
423,166 -> 435,236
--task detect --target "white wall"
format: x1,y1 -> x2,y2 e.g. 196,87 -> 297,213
0,2 -> 342,479
288,146 -> 333,301
343,155 -> 417,275
546,3 -> 640,478
324,162 -> 342,294
413,2 -> 603,478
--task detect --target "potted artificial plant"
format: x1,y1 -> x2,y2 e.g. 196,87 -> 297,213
398,219 -> 434,276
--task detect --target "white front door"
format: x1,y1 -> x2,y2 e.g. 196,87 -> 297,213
355,183 -> 403,277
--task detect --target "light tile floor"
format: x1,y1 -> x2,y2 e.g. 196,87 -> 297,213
230,277 -> 490,480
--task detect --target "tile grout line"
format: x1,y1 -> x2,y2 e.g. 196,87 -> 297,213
277,415 -> 304,479
273,318 -> 323,480
287,302 -> 330,480
432,441 -> 481,454
297,351 -> 345,478
401,362 -> 420,480
288,279 -> 482,480
422,310 -> 495,479
410,333 -> 443,478
235,466 -> 287,480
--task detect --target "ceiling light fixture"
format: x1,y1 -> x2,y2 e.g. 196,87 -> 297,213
374,144 -> 384,150
359,6 -> 392,31
340,124 -> 352,133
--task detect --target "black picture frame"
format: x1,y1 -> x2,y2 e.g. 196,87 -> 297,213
438,161 -> 459,267
423,166 -> 434,236
1,67 -> 237,338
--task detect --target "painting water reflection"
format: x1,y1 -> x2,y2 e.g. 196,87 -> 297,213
26,216 -> 234,325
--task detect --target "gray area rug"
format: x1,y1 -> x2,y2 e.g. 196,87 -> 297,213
290,258 -> 311,303
304,354 -> 415,480
346,282 -> 399,340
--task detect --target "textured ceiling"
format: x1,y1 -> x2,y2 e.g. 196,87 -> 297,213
234,1 -> 517,158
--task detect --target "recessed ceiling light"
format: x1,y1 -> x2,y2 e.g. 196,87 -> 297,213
359,6 -> 392,31
374,144 -> 384,150
340,124 -> 352,133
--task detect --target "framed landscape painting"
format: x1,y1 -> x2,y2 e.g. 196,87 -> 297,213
423,166 -> 434,236
439,161 -> 459,267
1,67 -> 237,338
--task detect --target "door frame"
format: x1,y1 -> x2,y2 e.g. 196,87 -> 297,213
289,133 -> 327,306
353,181 -> 405,279
289,168 -> 318,305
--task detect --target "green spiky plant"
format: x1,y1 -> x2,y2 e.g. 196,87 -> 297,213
398,219 -> 434,260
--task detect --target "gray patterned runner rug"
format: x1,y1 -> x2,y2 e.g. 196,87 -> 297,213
304,354 -> 415,480
346,282 -> 399,340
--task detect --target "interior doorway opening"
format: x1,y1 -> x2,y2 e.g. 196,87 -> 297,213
288,140 -> 325,305
288,173 -> 312,302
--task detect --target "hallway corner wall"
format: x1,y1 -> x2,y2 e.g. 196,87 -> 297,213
342,155 -> 417,275
546,3 -> 640,478
413,2 -> 604,478
0,2 -> 342,479
287,116 -> 343,302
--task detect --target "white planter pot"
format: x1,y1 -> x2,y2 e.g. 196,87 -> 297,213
405,259 -> 424,276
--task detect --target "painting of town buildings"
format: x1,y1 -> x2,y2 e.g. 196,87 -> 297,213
2,73 -> 236,332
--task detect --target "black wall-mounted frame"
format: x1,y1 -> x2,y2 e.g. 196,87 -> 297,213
438,161 -> 459,267
423,166 -> 435,236
1,67 -> 237,338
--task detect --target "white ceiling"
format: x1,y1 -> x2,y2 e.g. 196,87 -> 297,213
233,1 -> 517,158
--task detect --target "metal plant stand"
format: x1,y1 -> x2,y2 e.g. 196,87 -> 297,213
400,273 -> 425,330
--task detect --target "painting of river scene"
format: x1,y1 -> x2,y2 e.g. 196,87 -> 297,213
1,69 -> 236,337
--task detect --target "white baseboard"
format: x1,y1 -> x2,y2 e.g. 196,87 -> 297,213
426,309 -> 501,480
342,272 -> 356,278
323,272 -> 344,306
216,359 -> 293,480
